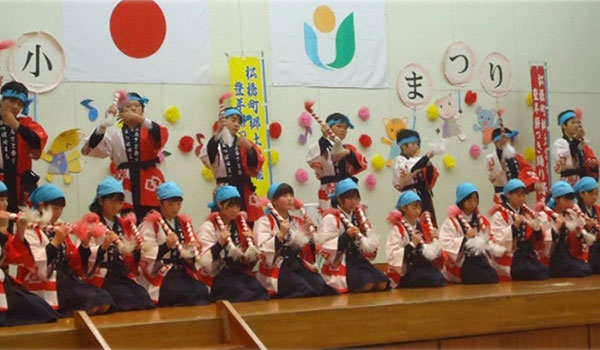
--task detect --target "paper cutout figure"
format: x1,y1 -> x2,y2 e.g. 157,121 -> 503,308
435,93 -> 465,141
381,117 -> 408,166
41,129 -> 84,184
473,107 -> 500,149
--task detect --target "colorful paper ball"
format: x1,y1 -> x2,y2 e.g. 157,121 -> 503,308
201,166 -> 215,182
164,106 -> 181,124
295,168 -> 309,183
178,135 -> 194,153
427,104 -> 439,121
269,122 -> 282,139
443,155 -> 456,169
358,105 -> 371,121
575,107 -> 583,120
371,154 -> 385,171
469,144 -> 481,159
526,92 -> 533,107
359,134 -> 372,148
270,150 -> 280,165
299,112 -> 312,128
524,147 -> 536,163
365,174 -> 377,190
465,90 -> 477,106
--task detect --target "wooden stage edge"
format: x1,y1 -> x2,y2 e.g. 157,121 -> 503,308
2,275 -> 600,349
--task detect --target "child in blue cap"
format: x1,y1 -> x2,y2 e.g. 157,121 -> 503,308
198,185 -> 268,302
0,79 -> 48,213
82,92 -> 169,223
574,177 -> 600,274
439,182 -> 499,284
317,178 -> 388,293
138,181 -> 211,306
489,179 -> 549,281
552,110 -> 599,186
11,184 -> 114,316
200,107 -> 265,223
306,113 -> 367,211
83,176 -> 154,311
386,191 -> 445,288
392,128 -> 440,225
0,180 -> 59,325
540,181 -> 592,277
254,182 -> 336,298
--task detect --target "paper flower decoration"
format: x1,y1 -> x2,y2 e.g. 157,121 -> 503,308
178,135 -> 194,153
359,134 -> 372,148
365,174 -> 377,190
443,155 -> 456,169
427,104 -> 439,121
299,112 -> 312,128
270,149 -> 280,165
295,168 -> 309,183
371,154 -> 385,171
164,106 -> 181,124
469,144 -> 481,159
575,107 -> 583,120
465,90 -> 477,106
358,105 -> 370,121
524,147 -> 536,163
269,122 -> 282,139
526,92 -> 533,107
201,166 -> 215,182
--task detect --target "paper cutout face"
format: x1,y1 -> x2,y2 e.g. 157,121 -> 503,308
473,107 -> 499,149
435,93 -> 465,141
381,117 -> 408,166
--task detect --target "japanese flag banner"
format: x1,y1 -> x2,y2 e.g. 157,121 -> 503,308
62,0 -> 212,84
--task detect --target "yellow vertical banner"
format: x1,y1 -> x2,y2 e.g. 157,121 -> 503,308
228,56 -> 271,197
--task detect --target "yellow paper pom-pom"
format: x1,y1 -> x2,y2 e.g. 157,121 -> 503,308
427,104 -> 439,121
524,147 -> 536,163
526,92 -> 533,107
443,155 -> 456,169
270,149 -> 280,165
201,166 -> 215,182
165,106 -> 181,124
371,154 -> 385,171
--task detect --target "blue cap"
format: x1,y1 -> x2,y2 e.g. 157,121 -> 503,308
558,110 -> 576,125
223,107 -> 251,125
0,180 -> 7,193
2,89 -> 32,115
503,179 -> 526,196
216,185 -> 241,203
396,191 -> 421,209
574,177 -> 598,193
157,181 -> 183,200
96,176 -> 124,198
334,178 -> 359,198
551,180 -> 575,198
267,182 -> 282,200
492,129 -> 519,143
398,136 -> 420,148
456,182 -> 478,204
30,184 -> 65,208
326,113 -> 355,129
126,93 -> 149,106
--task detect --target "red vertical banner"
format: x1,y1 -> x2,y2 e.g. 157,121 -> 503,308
530,65 -> 550,201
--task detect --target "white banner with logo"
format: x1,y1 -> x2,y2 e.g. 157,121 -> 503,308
268,0 -> 388,88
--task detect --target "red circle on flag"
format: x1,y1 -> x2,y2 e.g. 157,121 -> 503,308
110,0 -> 166,59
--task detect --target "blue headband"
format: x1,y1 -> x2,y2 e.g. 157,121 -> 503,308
332,178 -> 358,198
503,179 -> 526,196
398,135 -> 420,147
551,180 -> 575,198
493,130 -> 519,143
30,184 -> 65,208
396,191 -> 421,209
456,182 -> 478,204
326,115 -> 355,129
2,89 -> 32,115
157,181 -> 183,200
223,108 -> 251,125
127,94 -> 149,105
0,180 -> 6,193
574,176 -> 598,193
559,111 -> 576,125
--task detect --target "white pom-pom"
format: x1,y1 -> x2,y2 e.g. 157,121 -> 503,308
421,239 -> 442,261
180,245 -> 195,259
141,231 -> 158,253
528,218 -> 541,231
359,232 -> 380,254
227,243 -> 243,261
487,241 -> 507,257
428,138 -> 446,155
117,236 -> 137,254
502,143 -> 516,159
244,243 -> 260,262
465,236 -> 487,256
289,230 -> 310,249
220,128 -> 235,146
582,231 -> 597,246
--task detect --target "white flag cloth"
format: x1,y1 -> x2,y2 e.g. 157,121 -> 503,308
269,0 -> 389,88
62,0 -> 212,84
